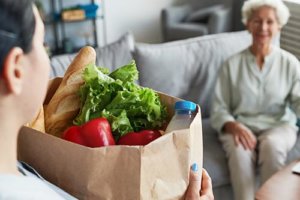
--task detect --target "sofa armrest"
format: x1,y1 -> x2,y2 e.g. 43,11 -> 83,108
184,4 -> 224,22
162,5 -> 191,25
161,5 -> 192,41
208,7 -> 232,34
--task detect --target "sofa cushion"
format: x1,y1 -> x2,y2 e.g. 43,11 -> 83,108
132,31 -> 252,118
202,117 -> 300,188
94,32 -> 134,72
165,24 -> 209,40
202,118 -> 231,187
50,32 -> 134,78
50,53 -> 77,78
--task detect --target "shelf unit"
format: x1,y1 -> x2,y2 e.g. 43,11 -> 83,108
46,0 -> 106,56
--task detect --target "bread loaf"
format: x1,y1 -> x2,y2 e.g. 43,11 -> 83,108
25,106 -> 45,133
45,46 -> 96,137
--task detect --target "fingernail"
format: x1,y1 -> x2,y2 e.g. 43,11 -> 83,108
191,163 -> 198,172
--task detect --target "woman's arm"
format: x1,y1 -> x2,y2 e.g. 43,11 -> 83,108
210,60 -> 256,150
210,61 -> 235,132
287,56 -> 300,116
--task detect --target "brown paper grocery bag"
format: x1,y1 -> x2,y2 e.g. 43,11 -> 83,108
18,77 -> 203,200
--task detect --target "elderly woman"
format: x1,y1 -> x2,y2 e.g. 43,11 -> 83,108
210,0 -> 299,200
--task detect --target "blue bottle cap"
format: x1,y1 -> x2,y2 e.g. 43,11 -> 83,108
175,101 -> 196,111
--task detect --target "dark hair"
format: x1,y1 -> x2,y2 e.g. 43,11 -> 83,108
0,0 -> 36,72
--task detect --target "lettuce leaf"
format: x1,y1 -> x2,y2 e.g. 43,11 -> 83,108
74,60 -> 167,141
109,60 -> 138,83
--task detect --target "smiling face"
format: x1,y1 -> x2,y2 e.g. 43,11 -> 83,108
247,6 -> 280,47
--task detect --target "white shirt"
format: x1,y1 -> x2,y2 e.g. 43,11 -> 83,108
0,162 -> 77,200
0,175 -> 65,200
210,46 -> 300,132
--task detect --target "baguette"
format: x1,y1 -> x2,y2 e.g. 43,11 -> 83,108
25,106 -> 45,133
45,46 -> 96,137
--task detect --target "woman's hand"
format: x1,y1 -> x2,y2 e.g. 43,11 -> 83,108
223,121 -> 257,150
185,164 -> 214,200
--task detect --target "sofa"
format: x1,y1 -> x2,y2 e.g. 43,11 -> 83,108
161,3 -> 232,42
50,31 -> 300,200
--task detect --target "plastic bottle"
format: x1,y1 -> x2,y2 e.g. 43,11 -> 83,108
165,100 -> 197,133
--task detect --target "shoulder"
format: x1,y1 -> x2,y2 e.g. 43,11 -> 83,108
274,47 -> 299,64
274,47 -> 300,74
225,47 -> 249,64
17,161 -> 77,200
221,47 -> 249,72
0,175 -> 65,200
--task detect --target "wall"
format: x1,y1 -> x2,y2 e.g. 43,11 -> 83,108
103,0 -> 236,44
232,0 -> 245,31
42,0 -> 236,50
104,0 -> 177,44
42,0 -> 178,50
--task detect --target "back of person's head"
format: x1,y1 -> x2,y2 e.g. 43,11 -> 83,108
241,0 -> 290,28
0,0 -> 35,71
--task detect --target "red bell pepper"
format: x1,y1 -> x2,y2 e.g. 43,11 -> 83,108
117,130 -> 161,146
62,118 -> 116,147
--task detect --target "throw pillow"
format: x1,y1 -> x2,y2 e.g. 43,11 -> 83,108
132,31 -> 252,118
50,53 -> 76,78
95,32 -> 134,72
50,32 -> 134,78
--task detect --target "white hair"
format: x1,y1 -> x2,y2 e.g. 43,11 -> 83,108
241,0 -> 290,27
